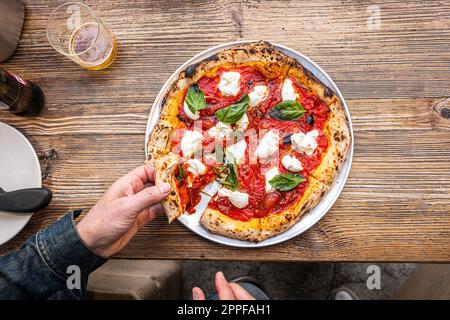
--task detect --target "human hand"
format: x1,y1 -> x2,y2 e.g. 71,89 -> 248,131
192,272 -> 255,300
76,164 -> 170,257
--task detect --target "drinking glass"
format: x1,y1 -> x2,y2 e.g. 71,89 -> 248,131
46,2 -> 117,70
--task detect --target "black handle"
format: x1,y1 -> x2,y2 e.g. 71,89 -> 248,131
0,187 -> 52,213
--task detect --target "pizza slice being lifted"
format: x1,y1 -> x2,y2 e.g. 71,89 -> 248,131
146,41 -> 351,241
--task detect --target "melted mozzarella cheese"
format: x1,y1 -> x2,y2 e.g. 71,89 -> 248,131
291,129 -> 319,156
248,85 -> 268,106
180,130 -> 202,158
183,101 -> 200,120
235,113 -> 249,131
208,121 -> 233,140
226,139 -> 247,163
264,167 -> 280,193
218,187 -> 249,209
255,130 -> 279,159
186,159 -> 206,175
281,78 -> 299,101
218,71 -> 240,96
281,155 -> 303,172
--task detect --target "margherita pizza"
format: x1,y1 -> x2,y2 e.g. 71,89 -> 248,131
146,41 -> 351,242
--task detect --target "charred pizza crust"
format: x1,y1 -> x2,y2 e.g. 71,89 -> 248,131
230,41 -> 293,79
259,177 -> 328,241
200,210 -> 261,242
311,99 -> 351,185
200,177 -> 328,242
147,41 -> 351,239
145,147 -> 181,223
287,61 -> 351,185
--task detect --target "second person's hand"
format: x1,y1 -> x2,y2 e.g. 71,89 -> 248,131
192,272 -> 255,300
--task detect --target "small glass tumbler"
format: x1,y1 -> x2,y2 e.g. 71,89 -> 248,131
46,2 -> 117,70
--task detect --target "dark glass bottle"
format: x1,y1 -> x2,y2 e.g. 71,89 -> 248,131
0,67 -> 45,116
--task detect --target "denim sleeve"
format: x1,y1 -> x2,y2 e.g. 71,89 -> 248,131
0,210 -> 107,300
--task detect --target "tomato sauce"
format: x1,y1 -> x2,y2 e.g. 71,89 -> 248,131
197,66 -> 266,115
171,66 -> 330,221
209,163 -> 309,220
175,164 -> 216,214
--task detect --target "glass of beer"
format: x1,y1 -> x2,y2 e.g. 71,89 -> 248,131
46,2 -> 117,70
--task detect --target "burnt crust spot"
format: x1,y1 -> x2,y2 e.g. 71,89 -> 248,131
263,47 -> 274,55
323,86 -> 334,98
334,131 -> 344,142
300,64 -> 335,98
184,63 -> 198,78
302,66 -> 318,82
204,53 -> 219,63
183,53 -> 220,78
161,80 -> 181,107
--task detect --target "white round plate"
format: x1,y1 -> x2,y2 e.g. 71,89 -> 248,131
145,40 -> 354,248
0,122 -> 41,246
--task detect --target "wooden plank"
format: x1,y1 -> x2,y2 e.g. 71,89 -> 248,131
1,0 -> 450,261
241,0 -> 450,99
7,0 -> 450,100
0,104 -> 449,261
0,97 -> 448,135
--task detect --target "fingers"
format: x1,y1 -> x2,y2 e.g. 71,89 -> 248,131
147,202 -> 164,221
144,182 -> 154,188
193,273 -> 255,301
135,203 -> 164,230
120,165 -> 156,188
106,165 -> 157,199
215,272 -> 235,300
128,165 -> 157,193
192,287 -> 206,300
114,203 -> 164,250
125,183 -> 171,214
130,164 -> 156,183
230,283 -> 255,300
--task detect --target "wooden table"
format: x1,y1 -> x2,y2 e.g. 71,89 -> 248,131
1,0 -> 449,262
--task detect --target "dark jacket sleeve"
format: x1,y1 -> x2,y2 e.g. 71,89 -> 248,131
0,210 -> 107,300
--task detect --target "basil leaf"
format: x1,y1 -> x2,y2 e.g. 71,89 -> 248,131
268,100 -> 305,120
269,173 -> 306,191
176,164 -> 186,184
214,95 -> 249,124
185,84 -> 207,114
222,162 -> 238,191
178,164 -> 186,178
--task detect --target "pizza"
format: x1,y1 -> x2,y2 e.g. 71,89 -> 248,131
146,41 -> 351,242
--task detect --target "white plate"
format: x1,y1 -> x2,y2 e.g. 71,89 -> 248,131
145,40 -> 354,248
0,122 -> 41,245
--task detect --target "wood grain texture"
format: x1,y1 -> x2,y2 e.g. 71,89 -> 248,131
0,0 -> 449,261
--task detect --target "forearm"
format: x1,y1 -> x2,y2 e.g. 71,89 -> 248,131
0,210 -> 106,300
